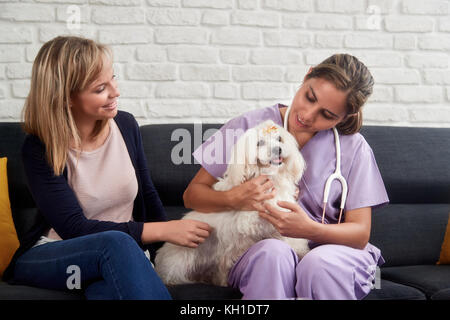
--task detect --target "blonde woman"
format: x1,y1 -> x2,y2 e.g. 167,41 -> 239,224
3,36 -> 211,299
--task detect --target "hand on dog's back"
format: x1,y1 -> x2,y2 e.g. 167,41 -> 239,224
227,175 -> 276,211
157,219 -> 212,248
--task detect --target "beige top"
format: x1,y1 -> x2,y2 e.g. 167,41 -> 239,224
45,119 -> 138,241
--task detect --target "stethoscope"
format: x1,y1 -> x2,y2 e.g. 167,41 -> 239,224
284,104 -> 348,224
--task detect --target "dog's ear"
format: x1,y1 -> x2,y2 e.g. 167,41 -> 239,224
281,129 -> 306,183
224,128 -> 259,186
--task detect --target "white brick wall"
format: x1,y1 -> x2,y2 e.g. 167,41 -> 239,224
0,0 -> 449,127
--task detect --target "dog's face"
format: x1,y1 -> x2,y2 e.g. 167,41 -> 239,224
226,120 -> 306,186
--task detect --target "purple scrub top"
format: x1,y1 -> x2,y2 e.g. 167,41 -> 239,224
193,103 -> 389,225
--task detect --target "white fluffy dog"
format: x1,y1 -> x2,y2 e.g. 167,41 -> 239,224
155,120 -> 310,286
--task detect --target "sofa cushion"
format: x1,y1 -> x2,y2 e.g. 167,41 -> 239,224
363,279 -> 426,300
0,280 -> 83,300
431,288 -> 450,300
0,158 -> 20,277
360,126 -> 450,204
437,214 -> 450,265
381,265 -> 450,300
370,204 -> 450,267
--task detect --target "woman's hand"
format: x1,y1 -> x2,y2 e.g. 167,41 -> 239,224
142,220 -> 212,248
258,201 -> 315,239
226,175 -> 276,211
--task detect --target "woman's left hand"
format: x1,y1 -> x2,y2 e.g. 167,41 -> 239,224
258,201 -> 315,239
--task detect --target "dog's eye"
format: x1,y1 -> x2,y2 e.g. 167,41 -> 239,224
277,136 -> 282,142
257,140 -> 265,147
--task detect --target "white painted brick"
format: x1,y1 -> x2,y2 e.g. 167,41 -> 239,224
447,87 -> 450,101
147,100 -> 202,118
0,27 -> 32,44
418,36 -> 450,51
0,46 -> 22,63
90,0 -> 141,5
439,17 -> 450,32
250,49 -> 302,65
306,15 -> 352,30
202,11 -> 228,26
368,86 -> 393,103
0,65 -> 5,80
231,12 -> 279,28
147,9 -> 199,25
367,0 -> 396,14
39,26 -> 97,42
155,83 -> 209,98
56,5 -> 90,24
118,82 -> 152,98
135,46 -> 166,62
127,64 -> 176,80
99,28 -> 152,44
315,34 -> 344,48
155,27 -> 208,44
405,54 -> 448,69
304,51 -> 336,65
344,34 -> 393,49
281,14 -> 306,28
408,106 -> 450,124
402,0 -> 449,15
214,84 -> 238,99
363,104 -> 409,123
395,86 -> 442,103
92,7 -> 145,24
371,68 -> 421,85
6,63 -> 32,79
11,81 -> 30,98
0,4 -> 55,22
220,49 -> 248,65
423,70 -> 450,85
0,86 -> 5,99
264,31 -> 311,48
118,99 -> 147,119
182,0 -> 232,9
263,0 -> 313,12
394,35 -> 416,50
147,0 -> 179,7
354,16 -> 383,31
317,0 -> 365,13
285,66 -> 310,83
168,46 -> 217,63
111,46 -> 137,63
180,65 -> 229,81
242,83 -> 291,100
354,52 -> 402,67
0,100 -> 23,120
35,0 -> 86,3
238,0 -> 257,10
212,28 -> 260,46
200,101 -> 255,119
385,17 -> 434,33
232,66 -> 283,82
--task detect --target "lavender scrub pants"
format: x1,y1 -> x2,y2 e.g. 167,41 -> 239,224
227,239 -> 384,300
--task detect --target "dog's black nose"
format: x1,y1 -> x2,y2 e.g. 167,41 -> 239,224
272,146 -> 282,155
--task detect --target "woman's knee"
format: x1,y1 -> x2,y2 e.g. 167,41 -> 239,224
250,239 -> 298,265
95,231 -> 141,254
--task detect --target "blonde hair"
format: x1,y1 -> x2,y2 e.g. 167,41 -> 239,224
23,36 -> 112,176
305,53 -> 374,135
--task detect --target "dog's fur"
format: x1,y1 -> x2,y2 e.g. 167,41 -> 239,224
155,120 -> 310,286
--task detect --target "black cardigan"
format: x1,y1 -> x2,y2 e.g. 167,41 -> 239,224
4,111 -> 167,281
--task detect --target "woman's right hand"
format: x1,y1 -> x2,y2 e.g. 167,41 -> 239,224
226,175 -> 276,211
157,219 -> 212,248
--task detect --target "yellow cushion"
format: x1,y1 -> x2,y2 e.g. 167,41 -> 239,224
437,214 -> 450,265
0,157 -> 20,277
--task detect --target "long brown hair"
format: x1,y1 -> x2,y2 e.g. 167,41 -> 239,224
23,36 -> 111,176
305,54 -> 374,135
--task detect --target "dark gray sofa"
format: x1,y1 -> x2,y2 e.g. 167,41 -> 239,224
0,121 -> 449,300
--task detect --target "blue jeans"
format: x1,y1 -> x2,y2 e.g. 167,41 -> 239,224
13,230 -> 172,300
